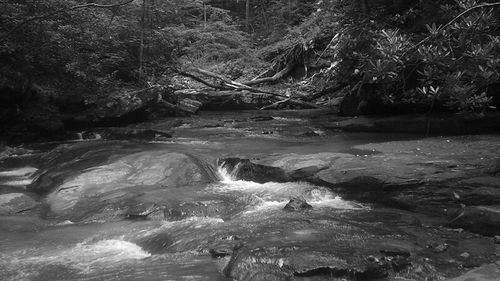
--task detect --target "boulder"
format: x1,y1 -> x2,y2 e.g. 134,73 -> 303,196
45,150 -> 217,220
91,86 -> 164,126
218,158 -> 288,183
283,198 -> 312,211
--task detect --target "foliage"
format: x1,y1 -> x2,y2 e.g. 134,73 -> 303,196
0,0 -> 256,99
316,0 -> 500,112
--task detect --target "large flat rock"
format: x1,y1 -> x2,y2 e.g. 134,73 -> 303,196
446,263 -> 500,281
46,150 -> 216,219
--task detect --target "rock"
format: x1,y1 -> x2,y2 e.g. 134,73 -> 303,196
326,112 -> 500,135
91,86 -> 176,126
135,232 -> 173,254
209,240 -> 241,258
494,236 -> 500,244
45,150 -> 217,220
0,193 -> 38,215
218,158 -> 288,183
427,243 -> 449,253
380,248 -> 411,258
250,116 -> 274,122
448,205 -> 500,236
446,263 -> 500,281
459,252 -> 470,259
86,128 -> 172,141
460,177 -> 500,188
283,198 -> 312,211
125,203 -> 162,220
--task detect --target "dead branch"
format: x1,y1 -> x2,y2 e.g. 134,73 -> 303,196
177,71 -> 224,90
242,60 -> 295,86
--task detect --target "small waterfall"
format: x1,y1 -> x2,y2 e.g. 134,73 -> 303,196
216,160 -> 242,183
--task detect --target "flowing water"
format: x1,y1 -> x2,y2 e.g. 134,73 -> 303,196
1,111 -> 487,281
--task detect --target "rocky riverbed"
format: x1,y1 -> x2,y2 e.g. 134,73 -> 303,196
1,110 -> 499,281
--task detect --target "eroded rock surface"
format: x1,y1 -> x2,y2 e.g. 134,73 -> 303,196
0,193 -> 38,215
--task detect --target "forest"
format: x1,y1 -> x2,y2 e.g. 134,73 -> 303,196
1,0 -> 500,142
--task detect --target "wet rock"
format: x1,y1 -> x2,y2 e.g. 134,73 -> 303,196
283,198 -> 312,211
328,112 -> 500,135
250,116 -> 274,122
427,243 -> 449,253
0,193 -> 38,215
218,158 -> 288,183
223,247 -> 293,281
388,255 -> 412,271
136,232 -> 173,255
45,150 -> 216,220
380,248 -> 411,258
209,240 -> 242,258
494,236 -> 500,244
88,128 -> 172,141
457,186 -> 500,206
459,252 -> 470,259
163,200 -> 239,221
258,136 -> 500,232
125,203 -> 162,220
460,177 -> 500,188
91,86 -> 164,126
446,263 -> 500,281
448,205 -> 500,236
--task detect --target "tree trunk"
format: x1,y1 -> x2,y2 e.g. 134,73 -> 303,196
139,0 -> 146,78
245,0 -> 251,31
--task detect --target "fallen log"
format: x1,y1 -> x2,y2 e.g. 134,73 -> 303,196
177,67 -> 322,109
260,98 -> 291,110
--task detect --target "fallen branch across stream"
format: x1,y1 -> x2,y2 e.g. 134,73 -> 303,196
177,67 -> 322,109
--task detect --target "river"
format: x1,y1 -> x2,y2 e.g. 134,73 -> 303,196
0,110 -> 496,281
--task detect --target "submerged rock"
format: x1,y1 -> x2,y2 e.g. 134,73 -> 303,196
135,232 -> 173,255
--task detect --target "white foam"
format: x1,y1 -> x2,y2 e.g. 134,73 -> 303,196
15,239 -> 150,272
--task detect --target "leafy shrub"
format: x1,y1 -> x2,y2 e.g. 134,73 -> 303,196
329,0 -> 500,113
